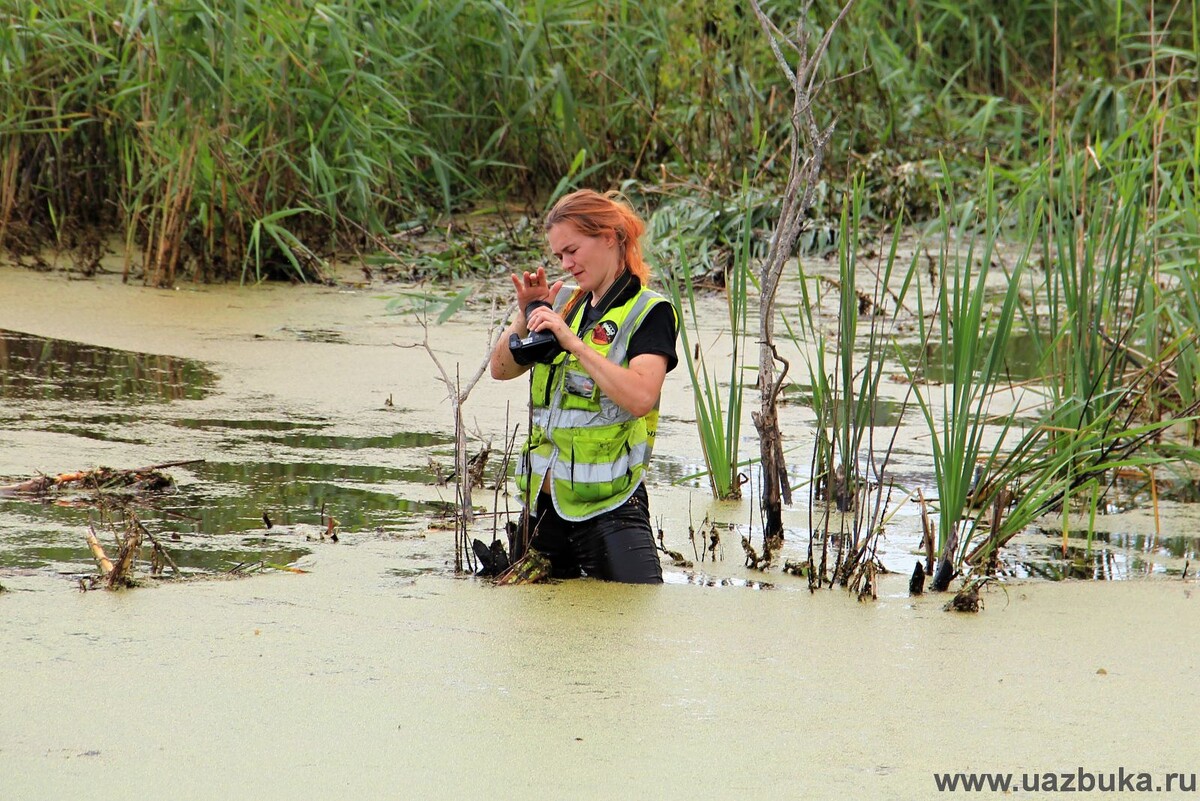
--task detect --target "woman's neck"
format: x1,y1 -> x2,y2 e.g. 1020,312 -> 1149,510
591,268 -> 629,306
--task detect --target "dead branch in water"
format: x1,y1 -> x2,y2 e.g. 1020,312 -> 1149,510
0,460 -> 202,497
107,523 -> 143,589
83,518 -> 142,590
80,508 -> 314,590
749,0 -> 856,545
400,294 -> 510,574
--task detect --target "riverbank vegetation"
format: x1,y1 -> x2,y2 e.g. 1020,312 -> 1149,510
1,1 -> 1194,280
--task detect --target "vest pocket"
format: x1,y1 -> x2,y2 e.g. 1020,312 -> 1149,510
562,368 -> 598,401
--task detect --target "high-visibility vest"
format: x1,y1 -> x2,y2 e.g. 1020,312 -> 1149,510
516,284 -> 672,521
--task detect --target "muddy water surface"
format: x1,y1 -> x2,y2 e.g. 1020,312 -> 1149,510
2,265 -> 1198,800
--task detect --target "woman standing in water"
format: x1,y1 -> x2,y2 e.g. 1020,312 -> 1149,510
489,189 -> 678,584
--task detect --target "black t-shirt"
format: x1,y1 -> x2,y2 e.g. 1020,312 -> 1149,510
571,275 -> 679,373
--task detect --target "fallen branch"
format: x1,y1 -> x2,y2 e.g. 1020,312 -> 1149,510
493,549 -> 553,585
85,524 -> 116,576
0,460 -> 202,497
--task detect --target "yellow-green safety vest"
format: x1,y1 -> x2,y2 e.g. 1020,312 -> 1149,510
516,284 -> 673,521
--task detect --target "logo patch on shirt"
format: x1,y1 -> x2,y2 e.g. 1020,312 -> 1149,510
592,320 -> 618,344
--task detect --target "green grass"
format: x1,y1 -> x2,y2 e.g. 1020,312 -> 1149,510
663,183 -> 754,500
3,0 -> 1196,283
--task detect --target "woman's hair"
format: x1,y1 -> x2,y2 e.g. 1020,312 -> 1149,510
545,189 -> 650,284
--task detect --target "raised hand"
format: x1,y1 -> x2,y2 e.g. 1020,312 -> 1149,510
511,266 -> 564,311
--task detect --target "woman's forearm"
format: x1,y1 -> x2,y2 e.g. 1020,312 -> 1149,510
565,343 -> 666,418
489,319 -> 533,380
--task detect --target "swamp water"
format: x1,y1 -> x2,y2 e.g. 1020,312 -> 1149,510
2,264 -> 1198,800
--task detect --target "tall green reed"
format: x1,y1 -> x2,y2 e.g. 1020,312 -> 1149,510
0,0 -> 800,280
795,175 -> 917,593
664,194 -> 753,500
964,136 -> 1200,566
907,164 -> 1026,591
2,0 -> 1196,285
1,0 -> 432,280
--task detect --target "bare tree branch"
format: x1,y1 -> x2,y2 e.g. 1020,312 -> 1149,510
749,0 -> 856,545
397,292 -> 511,572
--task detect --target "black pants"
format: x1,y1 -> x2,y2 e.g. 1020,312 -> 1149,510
514,483 -> 663,584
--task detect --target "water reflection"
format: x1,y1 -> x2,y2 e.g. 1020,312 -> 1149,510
250,430 -> 453,450
1005,527 -> 1199,580
647,455 -> 709,489
0,504 -> 314,573
780,382 -> 910,426
892,330 -> 1044,383
280,327 -> 347,344
174,417 -> 328,431
0,330 -> 450,581
163,460 -> 445,534
0,540 -> 310,574
663,571 -> 774,590
39,423 -> 148,444
0,329 -> 216,402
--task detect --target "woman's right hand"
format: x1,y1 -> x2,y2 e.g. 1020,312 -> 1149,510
512,266 -> 564,312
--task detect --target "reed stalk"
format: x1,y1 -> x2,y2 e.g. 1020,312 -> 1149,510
664,193 -> 752,500
797,175 -> 917,593
908,163 -> 1026,591
962,129 -> 1200,566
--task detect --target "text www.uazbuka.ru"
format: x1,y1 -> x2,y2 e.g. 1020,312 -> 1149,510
934,769 -> 1197,794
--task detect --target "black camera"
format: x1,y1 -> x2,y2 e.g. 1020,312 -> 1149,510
509,300 -> 564,365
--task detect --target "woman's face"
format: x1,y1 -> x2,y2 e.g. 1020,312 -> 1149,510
547,222 -> 621,297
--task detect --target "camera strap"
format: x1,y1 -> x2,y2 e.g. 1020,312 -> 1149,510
571,269 -> 634,335
533,270 -> 637,461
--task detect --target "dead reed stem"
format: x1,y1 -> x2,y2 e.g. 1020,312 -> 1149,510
85,524 -> 115,576
0,137 -> 18,247
146,130 -> 201,287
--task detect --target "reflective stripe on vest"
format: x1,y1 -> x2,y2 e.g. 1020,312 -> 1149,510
521,439 -> 649,486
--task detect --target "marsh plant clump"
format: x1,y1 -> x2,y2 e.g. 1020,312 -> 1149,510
668,147 -> 1199,594
647,1 -> 1200,594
